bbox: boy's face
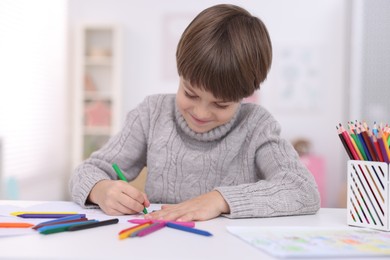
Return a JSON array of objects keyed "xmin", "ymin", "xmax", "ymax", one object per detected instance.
[{"xmin": 176, "ymin": 77, "xmax": 240, "ymax": 134}]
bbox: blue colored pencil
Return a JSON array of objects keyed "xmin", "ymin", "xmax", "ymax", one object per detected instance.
[
  {"xmin": 166, "ymin": 222, "xmax": 212, "ymax": 237},
  {"xmin": 357, "ymin": 130, "xmax": 372, "ymax": 161}
]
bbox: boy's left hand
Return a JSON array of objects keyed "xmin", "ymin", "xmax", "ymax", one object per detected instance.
[{"xmin": 144, "ymin": 190, "xmax": 230, "ymax": 221}]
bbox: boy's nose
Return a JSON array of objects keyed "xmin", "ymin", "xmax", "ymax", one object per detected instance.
[{"xmin": 193, "ymin": 105, "xmax": 211, "ymax": 120}]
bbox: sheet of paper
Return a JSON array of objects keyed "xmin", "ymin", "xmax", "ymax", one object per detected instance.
[{"xmin": 227, "ymin": 226, "xmax": 390, "ymax": 258}]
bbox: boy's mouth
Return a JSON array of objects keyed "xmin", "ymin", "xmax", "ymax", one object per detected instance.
[{"xmin": 190, "ymin": 114, "xmax": 211, "ymax": 125}]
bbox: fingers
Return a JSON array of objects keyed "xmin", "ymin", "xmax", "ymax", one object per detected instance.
[
  {"xmin": 142, "ymin": 193, "xmax": 151, "ymax": 208},
  {"xmin": 120, "ymin": 184, "xmax": 147, "ymax": 207},
  {"xmin": 145, "ymin": 208, "xmax": 185, "ymax": 221},
  {"xmin": 115, "ymin": 182, "xmax": 149, "ymax": 213},
  {"xmin": 145, "ymin": 204, "xmax": 201, "ymax": 222},
  {"xmin": 145, "ymin": 191, "xmax": 228, "ymax": 221},
  {"xmin": 100, "ymin": 202, "xmax": 131, "ymax": 216},
  {"xmin": 92, "ymin": 180, "xmax": 149, "ymax": 215}
]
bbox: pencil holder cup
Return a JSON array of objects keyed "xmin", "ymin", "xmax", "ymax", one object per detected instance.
[{"xmin": 347, "ymin": 160, "xmax": 390, "ymax": 231}]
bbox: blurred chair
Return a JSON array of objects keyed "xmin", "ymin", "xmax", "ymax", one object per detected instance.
[
  {"xmin": 129, "ymin": 167, "xmax": 147, "ymax": 192},
  {"xmin": 292, "ymin": 138, "xmax": 326, "ymax": 207},
  {"xmin": 300, "ymin": 154, "xmax": 326, "ymax": 207}
]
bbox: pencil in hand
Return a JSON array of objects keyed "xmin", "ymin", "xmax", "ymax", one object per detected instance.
[{"xmin": 112, "ymin": 163, "xmax": 148, "ymax": 214}]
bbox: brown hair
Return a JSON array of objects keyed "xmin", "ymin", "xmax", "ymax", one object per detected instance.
[{"xmin": 176, "ymin": 4, "xmax": 272, "ymax": 102}]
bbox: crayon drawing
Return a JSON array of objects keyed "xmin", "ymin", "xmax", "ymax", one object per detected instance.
[{"xmin": 227, "ymin": 226, "xmax": 390, "ymax": 258}]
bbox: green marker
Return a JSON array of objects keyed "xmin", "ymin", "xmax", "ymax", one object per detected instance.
[
  {"xmin": 112, "ymin": 163, "xmax": 148, "ymax": 214},
  {"xmin": 112, "ymin": 163, "xmax": 127, "ymax": 181},
  {"xmin": 40, "ymin": 226, "xmax": 69, "ymax": 235},
  {"xmin": 39, "ymin": 220, "xmax": 97, "ymax": 235}
]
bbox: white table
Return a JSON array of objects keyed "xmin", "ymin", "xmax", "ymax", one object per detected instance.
[{"xmin": 0, "ymin": 200, "xmax": 356, "ymax": 260}]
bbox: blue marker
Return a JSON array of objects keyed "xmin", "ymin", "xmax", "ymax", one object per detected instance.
[
  {"xmin": 166, "ymin": 222, "xmax": 212, "ymax": 237},
  {"xmin": 38, "ymin": 220, "xmax": 98, "ymax": 234},
  {"xmin": 35, "ymin": 214, "xmax": 86, "ymax": 226}
]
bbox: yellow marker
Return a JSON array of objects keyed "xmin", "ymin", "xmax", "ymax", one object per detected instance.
[
  {"xmin": 10, "ymin": 211, "xmax": 78, "ymax": 216},
  {"xmin": 118, "ymin": 223, "xmax": 151, "ymax": 240}
]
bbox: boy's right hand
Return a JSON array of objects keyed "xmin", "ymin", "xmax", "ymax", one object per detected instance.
[{"xmin": 88, "ymin": 179, "xmax": 150, "ymax": 215}]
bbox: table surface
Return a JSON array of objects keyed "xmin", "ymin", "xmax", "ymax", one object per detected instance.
[{"xmin": 0, "ymin": 200, "xmax": 358, "ymax": 260}]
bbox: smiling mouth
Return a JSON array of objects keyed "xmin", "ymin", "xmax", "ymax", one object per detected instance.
[{"xmin": 190, "ymin": 114, "xmax": 210, "ymax": 125}]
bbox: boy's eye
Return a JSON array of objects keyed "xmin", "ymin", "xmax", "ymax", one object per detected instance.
[
  {"xmin": 215, "ymin": 103, "xmax": 229, "ymax": 109},
  {"xmin": 184, "ymin": 91, "xmax": 197, "ymax": 99}
]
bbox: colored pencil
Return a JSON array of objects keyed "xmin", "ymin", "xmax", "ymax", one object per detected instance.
[
  {"xmin": 372, "ymin": 135, "xmax": 384, "ymax": 162},
  {"xmin": 166, "ymin": 222, "xmax": 212, "ymax": 237},
  {"xmin": 338, "ymin": 121, "xmax": 390, "ymax": 163},
  {"xmin": 339, "ymin": 124, "xmax": 359, "ymax": 160},
  {"xmin": 356, "ymin": 126, "xmax": 372, "ymax": 161},
  {"xmin": 366, "ymin": 128, "xmax": 381, "ymax": 161},
  {"xmin": 361, "ymin": 127, "xmax": 378, "ymax": 161},
  {"xmin": 349, "ymin": 134, "xmax": 364, "ymax": 160},
  {"xmin": 336, "ymin": 126, "xmax": 353, "ymax": 159},
  {"xmin": 350, "ymin": 132, "xmax": 367, "ymax": 160},
  {"xmin": 349, "ymin": 123, "xmax": 368, "ymax": 160},
  {"xmin": 372, "ymin": 121, "xmax": 378, "ymax": 137},
  {"xmin": 378, "ymin": 130, "xmax": 390, "ymax": 163},
  {"xmin": 381, "ymin": 128, "xmax": 390, "ymax": 159}
]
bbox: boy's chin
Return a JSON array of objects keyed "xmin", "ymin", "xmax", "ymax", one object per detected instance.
[{"xmin": 188, "ymin": 124, "xmax": 214, "ymax": 134}]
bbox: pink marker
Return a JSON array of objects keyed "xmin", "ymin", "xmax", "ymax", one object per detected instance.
[
  {"xmin": 136, "ymin": 222, "xmax": 166, "ymax": 237},
  {"xmin": 128, "ymin": 219, "xmax": 195, "ymax": 227}
]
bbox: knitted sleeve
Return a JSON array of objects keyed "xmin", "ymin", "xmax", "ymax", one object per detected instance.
[
  {"xmin": 69, "ymin": 96, "xmax": 152, "ymax": 208},
  {"xmin": 215, "ymin": 118, "xmax": 321, "ymax": 218}
]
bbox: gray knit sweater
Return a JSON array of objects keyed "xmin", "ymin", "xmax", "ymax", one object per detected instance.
[{"xmin": 70, "ymin": 94, "xmax": 320, "ymax": 218}]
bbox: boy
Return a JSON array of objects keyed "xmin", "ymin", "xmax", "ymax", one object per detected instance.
[{"xmin": 70, "ymin": 4, "xmax": 320, "ymax": 221}]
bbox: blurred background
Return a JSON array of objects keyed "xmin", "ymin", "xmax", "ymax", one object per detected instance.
[{"xmin": 0, "ymin": 0, "xmax": 389, "ymax": 208}]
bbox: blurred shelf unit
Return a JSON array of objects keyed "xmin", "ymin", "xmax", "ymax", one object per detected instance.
[{"xmin": 72, "ymin": 24, "xmax": 122, "ymax": 168}]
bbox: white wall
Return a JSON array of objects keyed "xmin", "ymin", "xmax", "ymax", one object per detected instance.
[
  {"xmin": 0, "ymin": 0, "xmax": 69, "ymax": 200},
  {"xmin": 350, "ymin": 0, "xmax": 390, "ymax": 122},
  {"xmin": 68, "ymin": 0, "xmax": 350, "ymax": 207}
]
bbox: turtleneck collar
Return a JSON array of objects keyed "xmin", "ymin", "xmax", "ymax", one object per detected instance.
[{"xmin": 174, "ymin": 102, "xmax": 241, "ymax": 142}]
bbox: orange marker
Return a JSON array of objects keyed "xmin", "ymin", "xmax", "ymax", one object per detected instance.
[
  {"xmin": 0, "ymin": 222, "xmax": 34, "ymax": 228},
  {"xmin": 118, "ymin": 222, "xmax": 152, "ymax": 240}
]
